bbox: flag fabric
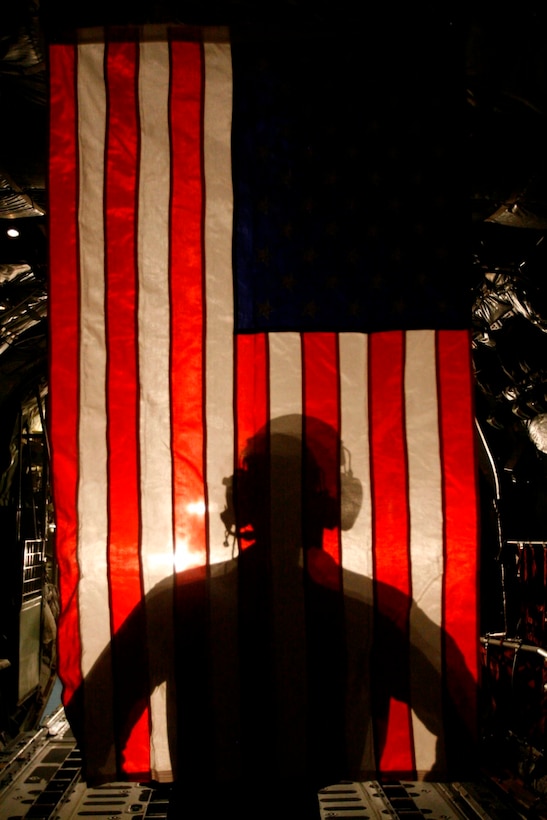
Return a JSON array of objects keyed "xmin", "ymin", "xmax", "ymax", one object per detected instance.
[{"xmin": 48, "ymin": 23, "xmax": 479, "ymax": 789}]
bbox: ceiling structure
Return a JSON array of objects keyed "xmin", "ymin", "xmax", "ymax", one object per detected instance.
[{"xmin": 3, "ymin": 2, "xmax": 547, "ymax": 531}]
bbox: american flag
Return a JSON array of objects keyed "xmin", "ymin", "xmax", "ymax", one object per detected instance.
[{"xmin": 48, "ymin": 24, "xmax": 479, "ymax": 788}]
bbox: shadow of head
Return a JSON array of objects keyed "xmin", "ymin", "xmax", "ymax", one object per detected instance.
[{"xmin": 221, "ymin": 414, "xmax": 363, "ymax": 550}]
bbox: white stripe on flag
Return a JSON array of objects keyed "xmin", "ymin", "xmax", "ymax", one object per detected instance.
[
  {"xmin": 269, "ymin": 332, "xmax": 306, "ymax": 774},
  {"xmin": 77, "ymin": 41, "xmax": 110, "ymax": 680},
  {"xmin": 339, "ymin": 333, "xmax": 376, "ymax": 774},
  {"xmin": 269, "ymin": 332, "xmax": 303, "ymax": 420},
  {"xmin": 339, "ymin": 333, "xmax": 372, "ymax": 581},
  {"xmin": 204, "ymin": 42, "xmax": 235, "ymax": 566},
  {"xmin": 138, "ymin": 41, "xmax": 174, "ymax": 588},
  {"xmin": 405, "ymin": 329, "xmax": 444, "ymax": 772},
  {"xmin": 203, "ymin": 41, "xmax": 241, "ymax": 783},
  {"xmin": 77, "ymin": 40, "xmax": 117, "ymax": 779}
]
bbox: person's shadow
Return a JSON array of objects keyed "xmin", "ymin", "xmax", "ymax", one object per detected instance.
[{"xmin": 64, "ymin": 414, "xmax": 478, "ymax": 816}]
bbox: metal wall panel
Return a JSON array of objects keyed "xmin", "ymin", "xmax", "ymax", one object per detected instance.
[{"xmin": 18, "ymin": 596, "xmax": 41, "ymax": 704}]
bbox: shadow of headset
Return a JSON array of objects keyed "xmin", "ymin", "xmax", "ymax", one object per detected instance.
[{"xmin": 221, "ymin": 427, "xmax": 363, "ymax": 548}]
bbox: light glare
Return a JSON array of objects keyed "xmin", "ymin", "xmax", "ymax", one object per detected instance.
[{"xmin": 186, "ymin": 500, "xmax": 206, "ymax": 516}]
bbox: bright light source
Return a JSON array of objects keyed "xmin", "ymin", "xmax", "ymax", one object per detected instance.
[
  {"xmin": 186, "ymin": 500, "xmax": 206, "ymax": 516},
  {"xmin": 6, "ymin": 227, "xmax": 19, "ymax": 238}
]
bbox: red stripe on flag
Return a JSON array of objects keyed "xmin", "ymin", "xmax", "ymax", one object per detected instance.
[
  {"xmin": 48, "ymin": 43, "xmax": 82, "ymax": 710},
  {"xmin": 104, "ymin": 41, "xmax": 150, "ymax": 776},
  {"xmin": 302, "ymin": 333, "xmax": 342, "ymax": 567},
  {"xmin": 169, "ymin": 41, "xmax": 215, "ymax": 781},
  {"xmin": 369, "ymin": 330, "xmax": 414, "ymax": 775},
  {"xmin": 234, "ymin": 333, "xmax": 269, "ymax": 549},
  {"xmin": 438, "ymin": 330, "xmax": 479, "ymax": 740},
  {"xmin": 170, "ymin": 40, "xmax": 207, "ymax": 571},
  {"xmin": 235, "ymin": 333, "xmax": 269, "ymax": 466}
]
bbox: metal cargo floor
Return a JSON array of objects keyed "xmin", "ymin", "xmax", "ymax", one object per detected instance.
[{"xmin": 1, "ymin": 710, "xmax": 546, "ymax": 819}]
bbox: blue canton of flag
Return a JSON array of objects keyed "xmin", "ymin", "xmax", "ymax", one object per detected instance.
[{"xmin": 232, "ymin": 31, "xmax": 468, "ymax": 333}]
